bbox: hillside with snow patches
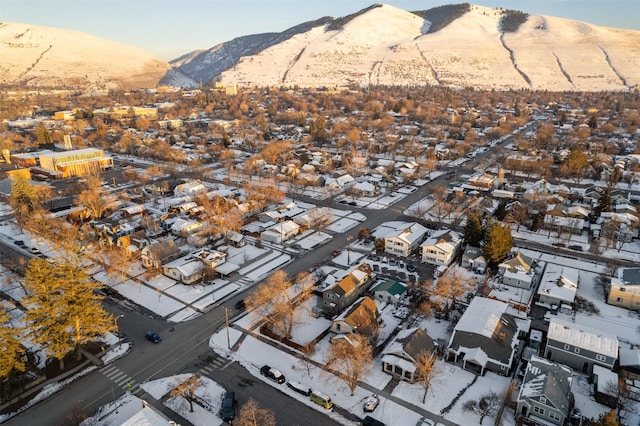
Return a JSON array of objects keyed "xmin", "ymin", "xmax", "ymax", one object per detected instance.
[
  {"xmin": 0, "ymin": 22, "xmax": 171, "ymax": 90},
  {"xmin": 179, "ymin": 3, "xmax": 639, "ymax": 91}
]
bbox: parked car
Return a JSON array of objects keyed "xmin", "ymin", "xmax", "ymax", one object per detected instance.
[
  {"xmin": 260, "ymin": 365, "xmax": 285, "ymax": 384},
  {"xmin": 363, "ymin": 416, "xmax": 386, "ymax": 426},
  {"xmin": 145, "ymin": 331, "xmax": 161, "ymax": 343},
  {"xmin": 13, "ymin": 240, "xmax": 24, "ymax": 246},
  {"xmin": 407, "ymin": 262, "xmax": 415, "ymax": 272},
  {"xmin": 332, "ymin": 250, "xmax": 342, "ymax": 258},
  {"xmin": 287, "ymin": 380, "xmax": 311, "ymax": 396},
  {"xmin": 29, "ymin": 247, "xmax": 41, "ymax": 254},
  {"xmin": 568, "ymin": 245, "xmax": 583, "ymax": 251},
  {"xmin": 219, "ymin": 391, "xmax": 237, "ymax": 422},
  {"xmin": 234, "ymin": 299, "xmax": 246, "ymax": 310},
  {"xmin": 364, "ymin": 394, "xmax": 380, "ymax": 412}
]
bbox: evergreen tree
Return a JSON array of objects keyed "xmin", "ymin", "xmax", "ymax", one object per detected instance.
[
  {"xmin": 23, "ymin": 258, "xmax": 114, "ymax": 370},
  {"xmin": 482, "ymin": 220, "xmax": 513, "ymax": 266},
  {"xmin": 464, "ymin": 212, "xmax": 484, "ymax": 247},
  {"xmin": 0, "ymin": 306, "xmax": 25, "ymax": 379},
  {"xmin": 34, "ymin": 123, "xmax": 52, "ymax": 146}
]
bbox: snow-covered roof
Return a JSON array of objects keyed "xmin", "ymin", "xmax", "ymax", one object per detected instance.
[
  {"xmin": 453, "ymin": 297, "xmax": 508, "ymax": 338},
  {"xmin": 547, "ymin": 318, "xmax": 618, "ymax": 358},
  {"xmin": 420, "ymin": 229, "xmax": 461, "ymax": 253},
  {"xmin": 385, "ymin": 222, "xmax": 428, "ymax": 245},
  {"xmin": 538, "ymin": 264, "xmax": 578, "ymax": 304}
]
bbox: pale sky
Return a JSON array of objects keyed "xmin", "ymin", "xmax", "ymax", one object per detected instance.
[{"xmin": 1, "ymin": 0, "xmax": 638, "ymax": 61}]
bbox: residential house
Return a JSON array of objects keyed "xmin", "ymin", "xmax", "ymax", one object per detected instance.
[
  {"xmin": 162, "ymin": 255, "xmax": 205, "ymax": 285},
  {"xmin": 370, "ymin": 280, "xmax": 408, "ymax": 305},
  {"xmin": 170, "ymin": 218, "xmax": 203, "ymax": 236},
  {"xmin": 330, "ymin": 296, "xmax": 380, "ymax": 335},
  {"xmin": 607, "ymin": 267, "xmax": 640, "ymax": 310},
  {"xmin": 173, "ymin": 180, "xmax": 206, "ymax": 197},
  {"xmin": 592, "ymin": 365, "xmax": 619, "ymax": 409},
  {"xmin": 293, "ymin": 207, "xmax": 332, "ymax": 230},
  {"xmin": 325, "ymin": 174, "xmax": 355, "ymax": 191},
  {"xmin": 318, "ymin": 263, "xmax": 375, "ymax": 315},
  {"xmin": 260, "ymin": 220, "xmax": 300, "ymax": 244},
  {"xmin": 468, "ymin": 172, "xmax": 496, "ymax": 191},
  {"xmin": 384, "ymin": 222, "xmax": 429, "ymax": 258},
  {"xmin": 498, "ymin": 251, "xmax": 537, "ymax": 290},
  {"xmin": 537, "ymin": 264, "xmax": 579, "ymax": 309},
  {"xmin": 116, "ymin": 229, "xmax": 150, "ymax": 256},
  {"xmin": 448, "ymin": 297, "xmax": 523, "ymax": 376},
  {"xmin": 141, "ymin": 239, "xmax": 179, "ymax": 269},
  {"xmin": 516, "ymin": 355, "xmax": 573, "ymax": 426},
  {"xmin": 619, "ymin": 346, "xmax": 640, "ymax": 382},
  {"xmin": 420, "ymin": 229, "xmax": 462, "ymax": 266},
  {"xmin": 353, "ymin": 181, "xmax": 378, "ymax": 198},
  {"xmin": 381, "ymin": 327, "xmax": 438, "ymax": 383},
  {"xmin": 461, "ymin": 246, "xmax": 486, "ymax": 274},
  {"xmin": 543, "ymin": 204, "xmax": 586, "ymax": 235},
  {"xmin": 545, "ymin": 318, "xmax": 618, "ymax": 373}
]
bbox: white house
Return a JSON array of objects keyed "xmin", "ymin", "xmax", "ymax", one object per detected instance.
[
  {"xmin": 260, "ymin": 220, "xmax": 300, "ymax": 244},
  {"xmin": 170, "ymin": 218, "xmax": 203, "ymax": 236},
  {"xmin": 384, "ymin": 222, "xmax": 429, "ymax": 257},
  {"xmin": 420, "ymin": 229, "xmax": 462, "ymax": 266},
  {"xmin": 173, "ymin": 180, "xmax": 206, "ymax": 197},
  {"xmin": 537, "ymin": 264, "xmax": 579, "ymax": 308}
]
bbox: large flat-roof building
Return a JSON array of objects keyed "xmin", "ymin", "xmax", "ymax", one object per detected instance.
[{"xmin": 38, "ymin": 148, "xmax": 113, "ymax": 178}]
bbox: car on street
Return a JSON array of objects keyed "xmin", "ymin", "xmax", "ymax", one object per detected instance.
[
  {"xmin": 234, "ymin": 299, "xmax": 246, "ymax": 310},
  {"xmin": 363, "ymin": 416, "xmax": 386, "ymax": 426},
  {"xmin": 407, "ymin": 262, "xmax": 415, "ymax": 272},
  {"xmin": 219, "ymin": 391, "xmax": 237, "ymax": 422},
  {"xmin": 260, "ymin": 365, "xmax": 285, "ymax": 384},
  {"xmin": 14, "ymin": 240, "xmax": 24, "ymax": 246},
  {"xmin": 145, "ymin": 331, "xmax": 161, "ymax": 343},
  {"xmin": 363, "ymin": 394, "xmax": 380, "ymax": 412},
  {"xmin": 568, "ymin": 245, "xmax": 583, "ymax": 251},
  {"xmin": 332, "ymin": 250, "xmax": 342, "ymax": 258}
]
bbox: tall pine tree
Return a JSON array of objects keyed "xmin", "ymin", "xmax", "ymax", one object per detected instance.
[
  {"xmin": 464, "ymin": 212, "xmax": 484, "ymax": 247},
  {"xmin": 0, "ymin": 306, "xmax": 25, "ymax": 379},
  {"xmin": 482, "ymin": 220, "xmax": 513, "ymax": 267},
  {"xmin": 23, "ymin": 258, "xmax": 114, "ymax": 370}
]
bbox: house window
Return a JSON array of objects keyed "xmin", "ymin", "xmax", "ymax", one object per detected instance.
[
  {"xmin": 617, "ymin": 297, "xmax": 624, "ymax": 302},
  {"xmin": 327, "ymin": 294, "xmax": 334, "ymax": 300},
  {"xmin": 620, "ymin": 287, "xmax": 626, "ymax": 292},
  {"xmin": 384, "ymin": 363, "xmax": 392, "ymax": 372},
  {"xmin": 394, "ymin": 365, "xmax": 403, "ymax": 376},
  {"xmin": 574, "ymin": 348, "xmax": 580, "ymax": 354},
  {"xmin": 533, "ymin": 406, "xmax": 545, "ymax": 416},
  {"xmin": 595, "ymin": 354, "xmax": 607, "ymax": 362},
  {"xmin": 549, "ymin": 411, "xmax": 561, "ymax": 421},
  {"xmin": 563, "ymin": 344, "xmax": 570, "ymax": 350},
  {"xmin": 540, "ymin": 397, "xmax": 546, "ymax": 404}
]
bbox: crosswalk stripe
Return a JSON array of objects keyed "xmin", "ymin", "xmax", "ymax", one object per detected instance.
[
  {"xmin": 220, "ymin": 360, "xmax": 234, "ymax": 371},
  {"xmin": 106, "ymin": 371, "xmax": 127, "ymax": 382},
  {"xmin": 114, "ymin": 376, "xmax": 131, "ymax": 386},
  {"xmin": 100, "ymin": 365, "xmax": 116, "ymax": 374}
]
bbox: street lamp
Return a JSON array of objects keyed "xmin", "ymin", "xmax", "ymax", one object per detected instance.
[
  {"xmin": 347, "ymin": 235, "xmax": 353, "ymax": 265},
  {"xmin": 114, "ymin": 315, "xmax": 124, "ymax": 346}
]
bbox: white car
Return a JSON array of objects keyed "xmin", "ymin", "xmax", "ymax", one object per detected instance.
[{"xmin": 363, "ymin": 394, "xmax": 379, "ymax": 412}]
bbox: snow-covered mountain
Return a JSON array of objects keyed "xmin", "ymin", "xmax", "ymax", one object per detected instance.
[
  {"xmin": 175, "ymin": 3, "xmax": 640, "ymax": 91},
  {"xmin": 0, "ymin": 22, "xmax": 171, "ymax": 90}
]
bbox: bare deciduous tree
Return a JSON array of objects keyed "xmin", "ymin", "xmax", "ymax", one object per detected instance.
[
  {"xmin": 415, "ymin": 350, "xmax": 440, "ymax": 403},
  {"xmin": 247, "ymin": 271, "xmax": 312, "ymax": 339},
  {"xmin": 462, "ymin": 391, "xmax": 502, "ymax": 424},
  {"xmin": 169, "ymin": 375, "xmax": 205, "ymax": 413},
  {"xmin": 431, "ymin": 267, "xmax": 474, "ymax": 316},
  {"xmin": 327, "ymin": 333, "xmax": 372, "ymax": 395},
  {"xmin": 235, "ymin": 398, "xmax": 276, "ymax": 426}
]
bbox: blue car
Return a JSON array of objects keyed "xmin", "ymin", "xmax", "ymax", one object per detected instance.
[{"xmin": 145, "ymin": 331, "xmax": 161, "ymax": 343}]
